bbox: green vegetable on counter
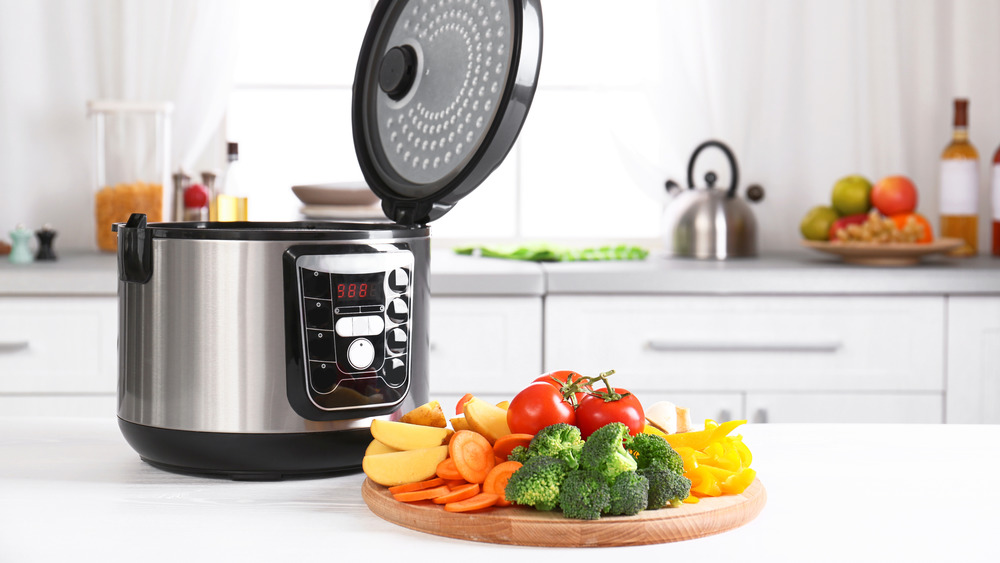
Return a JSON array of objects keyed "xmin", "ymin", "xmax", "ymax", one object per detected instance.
[{"xmin": 503, "ymin": 455, "xmax": 569, "ymax": 512}]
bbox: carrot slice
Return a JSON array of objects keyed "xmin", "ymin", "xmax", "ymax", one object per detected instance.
[
  {"xmin": 436, "ymin": 457, "xmax": 463, "ymax": 480},
  {"xmin": 492, "ymin": 433, "xmax": 533, "ymax": 461},
  {"xmin": 455, "ymin": 393, "xmax": 475, "ymax": 415},
  {"xmin": 482, "ymin": 460, "xmax": 522, "ymax": 507},
  {"xmin": 392, "ymin": 485, "xmax": 451, "ymax": 503},
  {"xmin": 444, "ymin": 492, "xmax": 499, "ymax": 513},
  {"xmin": 444, "ymin": 479, "xmax": 469, "ymax": 489},
  {"xmin": 387, "ymin": 477, "xmax": 446, "ymax": 495},
  {"xmin": 432, "ymin": 483, "xmax": 480, "ymax": 504},
  {"xmin": 448, "ymin": 430, "xmax": 495, "ymax": 484}
]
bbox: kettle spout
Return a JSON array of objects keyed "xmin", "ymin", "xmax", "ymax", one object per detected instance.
[{"xmin": 664, "ymin": 179, "xmax": 682, "ymax": 195}]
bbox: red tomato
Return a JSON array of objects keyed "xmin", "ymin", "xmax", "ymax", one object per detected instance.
[
  {"xmin": 575, "ymin": 388, "xmax": 645, "ymax": 439},
  {"xmin": 533, "ymin": 370, "xmax": 592, "ymax": 405},
  {"xmin": 506, "ymin": 382, "xmax": 576, "ymax": 435}
]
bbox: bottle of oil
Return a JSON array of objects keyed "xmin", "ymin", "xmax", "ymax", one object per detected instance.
[
  {"xmin": 939, "ymin": 98, "xmax": 979, "ymax": 256},
  {"xmin": 211, "ymin": 142, "xmax": 248, "ymax": 222}
]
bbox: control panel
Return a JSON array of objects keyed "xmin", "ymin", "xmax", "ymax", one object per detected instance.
[{"xmin": 283, "ymin": 244, "xmax": 413, "ymax": 419}]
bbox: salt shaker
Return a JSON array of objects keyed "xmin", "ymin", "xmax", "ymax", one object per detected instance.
[{"xmin": 8, "ymin": 224, "xmax": 33, "ymax": 264}]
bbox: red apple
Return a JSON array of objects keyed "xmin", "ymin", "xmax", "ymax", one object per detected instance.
[
  {"xmin": 871, "ymin": 176, "xmax": 917, "ymax": 216},
  {"xmin": 828, "ymin": 213, "xmax": 868, "ymax": 240}
]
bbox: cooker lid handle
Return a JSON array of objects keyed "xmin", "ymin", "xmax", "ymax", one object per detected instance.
[{"xmin": 117, "ymin": 213, "xmax": 153, "ymax": 284}]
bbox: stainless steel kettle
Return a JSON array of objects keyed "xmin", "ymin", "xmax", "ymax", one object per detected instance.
[{"xmin": 661, "ymin": 140, "xmax": 764, "ymax": 259}]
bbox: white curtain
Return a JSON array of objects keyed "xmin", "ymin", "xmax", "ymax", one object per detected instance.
[
  {"xmin": 0, "ymin": 0, "xmax": 239, "ymax": 250},
  {"xmin": 619, "ymin": 0, "xmax": 1000, "ymax": 253}
]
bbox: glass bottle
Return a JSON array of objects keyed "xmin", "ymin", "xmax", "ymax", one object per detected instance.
[
  {"xmin": 211, "ymin": 142, "xmax": 248, "ymax": 222},
  {"xmin": 991, "ymin": 143, "xmax": 1000, "ymax": 257},
  {"xmin": 939, "ymin": 98, "xmax": 979, "ymax": 256},
  {"xmin": 88, "ymin": 100, "xmax": 172, "ymax": 251}
]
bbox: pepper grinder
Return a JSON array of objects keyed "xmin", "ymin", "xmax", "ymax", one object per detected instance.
[
  {"xmin": 8, "ymin": 224, "xmax": 33, "ymax": 264},
  {"xmin": 35, "ymin": 224, "xmax": 57, "ymax": 261}
]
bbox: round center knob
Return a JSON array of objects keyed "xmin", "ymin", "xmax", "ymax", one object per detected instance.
[{"xmin": 378, "ymin": 45, "xmax": 417, "ymax": 101}]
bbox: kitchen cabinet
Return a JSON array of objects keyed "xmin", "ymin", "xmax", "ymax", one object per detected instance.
[
  {"xmin": 428, "ymin": 296, "xmax": 543, "ymax": 400},
  {"xmin": 946, "ymin": 296, "xmax": 1000, "ymax": 423},
  {"xmin": 544, "ymin": 295, "xmax": 946, "ymax": 423},
  {"xmin": 0, "ymin": 296, "xmax": 118, "ymax": 393}
]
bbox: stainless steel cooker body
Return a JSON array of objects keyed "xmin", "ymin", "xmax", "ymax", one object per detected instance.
[{"xmin": 116, "ymin": 220, "xmax": 430, "ymax": 478}]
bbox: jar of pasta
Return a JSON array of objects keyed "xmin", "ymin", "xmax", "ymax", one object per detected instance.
[{"xmin": 88, "ymin": 100, "xmax": 172, "ymax": 252}]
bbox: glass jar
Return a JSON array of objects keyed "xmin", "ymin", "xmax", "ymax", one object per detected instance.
[{"xmin": 88, "ymin": 100, "xmax": 173, "ymax": 252}]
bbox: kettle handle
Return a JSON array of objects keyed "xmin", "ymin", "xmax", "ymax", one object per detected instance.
[{"xmin": 686, "ymin": 140, "xmax": 739, "ymax": 199}]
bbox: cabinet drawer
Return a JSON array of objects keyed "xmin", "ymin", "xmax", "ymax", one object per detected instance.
[
  {"xmin": 428, "ymin": 297, "xmax": 542, "ymax": 395},
  {"xmin": 0, "ymin": 297, "xmax": 117, "ymax": 393},
  {"xmin": 545, "ymin": 295, "xmax": 944, "ymax": 392},
  {"xmin": 745, "ymin": 392, "xmax": 943, "ymax": 423}
]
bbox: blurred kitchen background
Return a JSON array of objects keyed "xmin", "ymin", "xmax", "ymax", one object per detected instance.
[{"xmin": 2, "ymin": 0, "xmax": 999, "ymax": 252}]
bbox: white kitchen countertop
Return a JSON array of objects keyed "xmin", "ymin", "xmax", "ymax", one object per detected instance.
[
  {"xmin": 0, "ymin": 417, "xmax": 994, "ymax": 562},
  {"xmin": 0, "ymin": 251, "xmax": 546, "ymax": 297},
  {"xmin": 2, "ymin": 249, "xmax": 998, "ymax": 297},
  {"xmin": 543, "ymin": 251, "xmax": 1000, "ymax": 295}
]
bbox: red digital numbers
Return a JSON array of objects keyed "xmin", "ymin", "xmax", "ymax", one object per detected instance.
[{"xmin": 336, "ymin": 283, "xmax": 368, "ymax": 300}]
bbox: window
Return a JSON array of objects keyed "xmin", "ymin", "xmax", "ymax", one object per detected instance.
[{"xmin": 227, "ymin": 0, "xmax": 663, "ymax": 242}]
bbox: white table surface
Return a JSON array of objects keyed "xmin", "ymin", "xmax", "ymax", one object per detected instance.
[{"xmin": 2, "ymin": 418, "xmax": 996, "ymax": 562}]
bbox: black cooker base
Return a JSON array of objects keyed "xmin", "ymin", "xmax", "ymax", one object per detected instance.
[{"xmin": 119, "ymin": 418, "xmax": 371, "ymax": 481}]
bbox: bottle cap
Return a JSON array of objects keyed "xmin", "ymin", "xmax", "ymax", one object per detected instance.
[{"xmin": 227, "ymin": 142, "xmax": 239, "ymax": 161}]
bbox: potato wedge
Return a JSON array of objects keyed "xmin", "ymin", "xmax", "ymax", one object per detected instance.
[
  {"xmin": 362, "ymin": 445, "xmax": 449, "ymax": 487},
  {"xmin": 364, "ymin": 439, "xmax": 399, "ymax": 456},
  {"xmin": 450, "ymin": 416, "xmax": 471, "ymax": 432},
  {"xmin": 462, "ymin": 396, "xmax": 511, "ymax": 444},
  {"xmin": 676, "ymin": 406, "xmax": 693, "ymax": 433},
  {"xmin": 370, "ymin": 419, "xmax": 453, "ymax": 451},
  {"xmin": 399, "ymin": 400, "xmax": 447, "ymax": 428},
  {"xmin": 645, "ymin": 401, "xmax": 677, "ymax": 434}
]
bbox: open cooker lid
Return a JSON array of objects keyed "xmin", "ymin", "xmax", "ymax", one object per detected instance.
[{"xmin": 353, "ymin": 0, "xmax": 542, "ymax": 226}]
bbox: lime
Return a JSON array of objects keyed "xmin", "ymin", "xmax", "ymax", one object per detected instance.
[
  {"xmin": 831, "ymin": 175, "xmax": 873, "ymax": 216},
  {"xmin": 800, "ymin": 205, "xmax": 839, "ymax": 241}
]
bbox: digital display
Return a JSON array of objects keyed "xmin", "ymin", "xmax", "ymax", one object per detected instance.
[
  {"xmin": 333, "ymin": 271, "xmax": 384, "ymax": 304},
  {"xmin": 338, "ymin": 283, "xmax": 368, "ymax": 299}
]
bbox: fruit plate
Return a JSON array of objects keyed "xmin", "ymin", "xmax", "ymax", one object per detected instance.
[
  {"xmin": 801, "ymin": 238, "xmax": 964, "ymax": 266},
  {"xmin": 362, "ymin": 477, "xmax": 766, "ymax": 547}
]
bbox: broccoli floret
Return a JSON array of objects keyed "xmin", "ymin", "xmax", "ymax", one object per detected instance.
[
  {"xmin": 579, "ymin": 422, "xmax": 638, "ymax": 483},
  {"xmin": 507, "ymin": 445, "xmax": 531, "ymax": 463},
  {"xmin": 606, "ymin": 470, "xmax": 649, "ymax": 516},
  {"xmin": 525, "ymin": 423, "xmax": 585, "ymax": 469},
  {"xmin": 640, "ymin": 468, "xmax": 691, "ymax": 509},
  {"xmin": 504, "ymin": 456, "xmax": 570, "ymax": 511},
  {"xmin": 626, "ymin": 432, "xmax": 684, "ymax": 476},
  {"xmin": 557, "ymin": 469, "xmax": 611, "ymax": 520}
]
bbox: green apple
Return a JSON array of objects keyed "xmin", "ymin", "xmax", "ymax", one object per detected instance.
[
  {"xmin": 800, "ymin": 205, "xmax": 840, "ymax": 241},
  {"xmin": 831, "ymin": 175, "xmax": 873, "ymax": 216}
]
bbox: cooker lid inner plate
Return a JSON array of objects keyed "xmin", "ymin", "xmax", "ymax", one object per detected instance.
[{"xmin": 354, "ymin": 0, "xmax": 541, "ymax": 226}]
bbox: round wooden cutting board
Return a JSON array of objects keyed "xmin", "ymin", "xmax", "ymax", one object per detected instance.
[{"xmin": 362, "ymin": 477, "xmax": 766, "ymax": 547}]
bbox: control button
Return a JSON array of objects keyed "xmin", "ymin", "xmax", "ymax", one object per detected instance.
[
  {"xmin": 307, "ymin": 329, "xmax": 336, "ymax": 361},
  {"xmin": 335, "ymin": 317, "xmax": 353, "ymax": 337},
  {"xmin": 304, "ymin": 298, "xmax": 333, "ymax": 329},
  {"xmin": 387, "ymin": 297, "xmax": 409, "ymax": 323},
  {"xmin": 347, "ymin": 338, "xmax": 375, "ymax": 370},
  {"xmin": 388, "ymin": 268, "xmax": 409, "ymax": 292},
  {"xmin": 309, "ymin": 361, "xmax": 339, "ymax": 394},
  {"xmin": 301, "ymin": 268, "xmax": 331, "ymax": 299},
  {"xmin": 384, "ymin": 357, "xmax": 406, "ymax": 387},
  {"xmin": 353, "ymin": 316, "xmax": 369, "ymax": 337},
  {"xmin": 386, "ymin": 328, "xmax": 407, "ymax": 353},
  {"xmin": 368, "ymin": 315, "xmax": 385, "ymax": 335}
]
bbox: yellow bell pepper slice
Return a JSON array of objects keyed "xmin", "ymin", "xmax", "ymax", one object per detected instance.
[{"xmin": 720, "ymin": 468, "xmax": 757, "ymax": 495}]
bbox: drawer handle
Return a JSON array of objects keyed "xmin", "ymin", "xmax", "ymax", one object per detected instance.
[
  {"xmin": 0, "ymin": 340, "xmax": 29, "ymax": 353},
  {"xmin": 646, "ymin": 339, "xmax": 842, "ymax": 353}
]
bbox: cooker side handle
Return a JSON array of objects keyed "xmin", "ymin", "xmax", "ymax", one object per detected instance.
[{"xmin": 117, "ymin": 213, "xmax": 153, "ymax": 284}]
